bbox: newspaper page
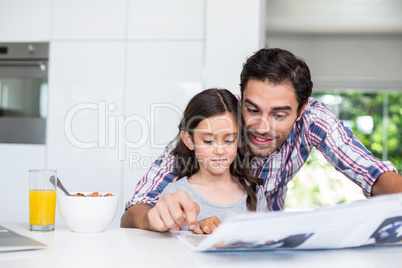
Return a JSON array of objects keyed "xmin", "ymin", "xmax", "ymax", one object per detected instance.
[{"xmin": 173, "ymin": 193, "xmax": 402, "ymax": 251}]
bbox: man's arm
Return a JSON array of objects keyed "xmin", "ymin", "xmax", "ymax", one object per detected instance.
[
  {"xmin": 121, "ymin": 138, "xmax": 202, "ymax": 231},
  {"xmin": 371, "ymin": 171, "xmax": 402, "ymax": 196},
  {"xmin": 121, "ymin": 191, "xmax": 200, "ymax": 231},
  {"xmin": 121, "ymin": 139, "xmax": 178, "ymax": 230},
  {"xmin": 308, "ymin": 99, "xmax": 397, "ymax": 197},
  {"xmin": 121, "ymin": 203, "xmax": 153, "ymax": 230}
]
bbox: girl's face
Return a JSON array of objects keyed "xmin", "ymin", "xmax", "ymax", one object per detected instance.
[{"xmin": 182, "ymin": 112, "xmax": 239, "ymax": 177}]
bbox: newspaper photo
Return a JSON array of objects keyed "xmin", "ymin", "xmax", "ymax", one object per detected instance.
[{"xmin": 173, "ymin": 193, "xmax": 402, "ymax": 251}]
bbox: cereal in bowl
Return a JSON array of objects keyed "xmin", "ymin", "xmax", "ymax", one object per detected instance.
[{"xmin": 72, "ymin": 192, "xmax": 113, "ymax": 197}]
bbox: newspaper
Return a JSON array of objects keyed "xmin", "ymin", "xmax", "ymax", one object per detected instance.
[{"xmin": 173, "ymin": 193, "xmax": 402, "ymax": 251}]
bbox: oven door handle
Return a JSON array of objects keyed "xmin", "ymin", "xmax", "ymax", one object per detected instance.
[{"xmin": 0, "ymin": 61, "xmax": 47, "ymax": 71}]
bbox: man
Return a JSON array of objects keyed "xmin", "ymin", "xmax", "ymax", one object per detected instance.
[{"xmin": 121, "ymin": 48, "xmax": 402, "ymax": 232}]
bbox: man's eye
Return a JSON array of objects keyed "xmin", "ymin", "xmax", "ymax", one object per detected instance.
[
  {"xmin": 247, "ymin": 108, "xmax": 259, "ymax": 114},
  {"xmin": 203, "ymin": 140, "xmax": 213, "ymax": 144},
  {"xmin": 275, "ymin": 114, "xmax": 287, "ymax": 120}
]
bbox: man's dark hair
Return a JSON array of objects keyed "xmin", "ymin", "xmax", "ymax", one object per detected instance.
[{"xmin": 240, "ymin": 48, "xmax": 313, "ymax": 116}]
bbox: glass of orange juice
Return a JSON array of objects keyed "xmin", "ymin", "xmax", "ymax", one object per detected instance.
[{"xmin": 29, "ymin": 169, "xmax": 57, "ymax": 232}]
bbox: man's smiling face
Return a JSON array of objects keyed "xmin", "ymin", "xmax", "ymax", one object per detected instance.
[{"xmin": 241, "ymin": 79, "xmax": 306, "ymax": 158}]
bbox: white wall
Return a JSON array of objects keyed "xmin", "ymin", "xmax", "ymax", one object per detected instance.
[
  {"xmin": 264, "ymin": 0, "xmax": 402, "ymax": 92},
  {"xmin": 265, "ymin": 0, "xmax": 402, "ymax": 34},
  {"xmin": 0, "ymin": 0, "xmax": 264, "ymax": 226},
  {"xmin": 205, "ymin": 0, "xmax": 265, "ymax": 92},
  {"xmin": 267, "ymin": 34, "xmax": 402, "ymax": 91}
]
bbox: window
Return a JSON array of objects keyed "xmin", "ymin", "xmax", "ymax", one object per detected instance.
[{"xmin": 285, "ymin": 91, "xmax": 402, "ymax": 210}]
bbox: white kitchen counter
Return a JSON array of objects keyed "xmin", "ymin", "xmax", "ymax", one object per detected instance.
[{"xmin": 1, "ymin": 222, "xmax": 402, "ymax": 268}]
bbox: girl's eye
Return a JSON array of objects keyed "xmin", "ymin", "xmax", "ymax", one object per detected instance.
[
  {"xmin": 203, "ymin": 140, "xmax": 213, "ymax": 144},
  {"xmin": 225, "ymin": 140, "xmax": 235, "ymax": 144}
]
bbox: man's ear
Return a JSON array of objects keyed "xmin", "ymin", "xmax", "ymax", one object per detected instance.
[
  {"xmin": 296, "ymin": 102, "xmax": 308, "ymax": 121},
  {"xmin": 180, "ymin": 131, "xmax": 194, "ymax": 150}
]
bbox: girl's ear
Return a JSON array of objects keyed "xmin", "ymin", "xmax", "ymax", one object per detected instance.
[{"xmin": 180, "ymin": 131, "xmax": 194, "ymax": 150}]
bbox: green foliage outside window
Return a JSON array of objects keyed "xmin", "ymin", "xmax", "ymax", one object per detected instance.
[{"xmin": 336, "ymin": 92, "xmax": 402, "ymax": 172}]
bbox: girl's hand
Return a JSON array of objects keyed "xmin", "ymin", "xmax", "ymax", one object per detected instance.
[{"xmin": 192, "ymin": 216, "xmax": 221, "ymax": 234}]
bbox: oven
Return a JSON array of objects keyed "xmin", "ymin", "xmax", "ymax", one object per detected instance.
[{"xmin": 0, "ymin": 42, "xmax": 49, "ymax": 144}]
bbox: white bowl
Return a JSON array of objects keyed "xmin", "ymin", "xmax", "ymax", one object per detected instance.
[{"xmin": 57, "ymin": 192, "xmax": 119, "ymax": 233}]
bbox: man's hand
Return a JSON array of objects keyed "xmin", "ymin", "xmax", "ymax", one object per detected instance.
[
  {"xmin": 147, "ymin": 190, "xmax": 200, "ymax": 232},
  {"xmin": 148, "ymin": 190, "xmax": 200, "ymax": 231},
  {"xmin": 121, "ymin": 190, "xmax": 200, "ymax": 231},
  {"xmin": 192, "ymin": 216, "xmax": 221, "ymax": 234}
]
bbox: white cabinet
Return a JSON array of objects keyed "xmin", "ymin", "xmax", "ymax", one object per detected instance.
[
  {"xmin": 47, "ymin": 42, "xmax": 125, "ymax": 226},
  {"xmin": 122, "ymin": 41, "xmax": 204, "ymax": 206},
  {"xmin": 0, "ymin": 144, "xmax": 46, "ymax": 222},
  {"xmin": 51, "ymin": 0, "xmax": 126, "ymax": 40},
  {"xmin": 127, "ymin": 0, "xmax": 204, "ymax": 40},
  {"xmin": 205, "ymin": 0, "xmax": 265, "ymax": 92},
  {"xmin": 0, "ymin": 0, "xmax": 51, "ymax": 41}
]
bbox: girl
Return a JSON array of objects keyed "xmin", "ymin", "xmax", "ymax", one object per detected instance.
[{"xmin": 159, "ymin": 88, "xmax": 268, "ymax": 234}]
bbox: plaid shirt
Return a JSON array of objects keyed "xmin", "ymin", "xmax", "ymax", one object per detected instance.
[{"xmin": 125, "ymin": 97, "xmax": 396, "ymax": 211}]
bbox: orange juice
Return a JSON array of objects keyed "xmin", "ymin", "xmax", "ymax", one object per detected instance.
[{"xmin": 29, "ymin": 189, "xmax": 56, "ymax": 226}]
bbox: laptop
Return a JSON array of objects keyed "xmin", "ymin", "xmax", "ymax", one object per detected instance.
[{"xmin": 0, "ymin": 225, "xmax": 47, "ymax": 252}]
